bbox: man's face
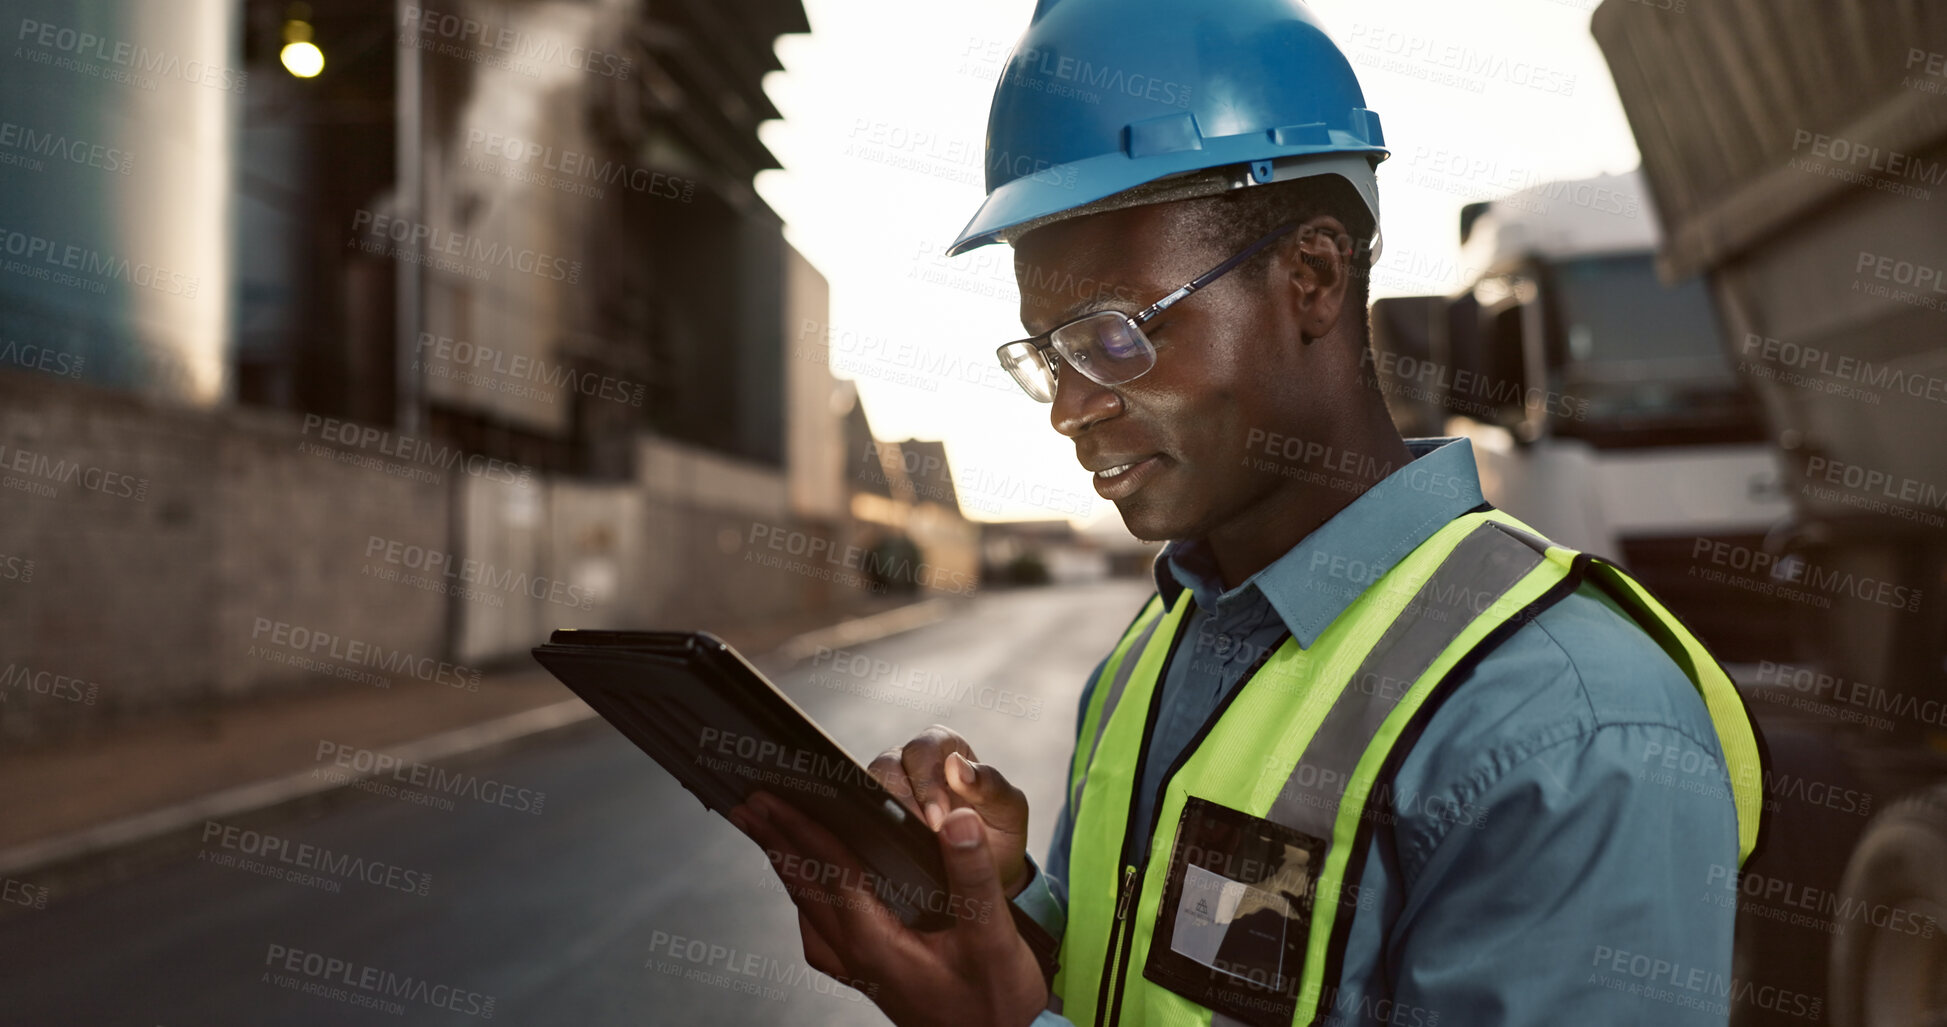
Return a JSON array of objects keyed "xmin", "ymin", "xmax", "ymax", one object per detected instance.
[{"xmin": 1013, "ymin": 200, "xmax": 1333, "ymax": 542}]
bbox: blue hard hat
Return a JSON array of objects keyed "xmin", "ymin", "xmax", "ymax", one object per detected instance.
[{"xmin": 947, "ymin": 0, "xmax": 1388, "ymax": 257}]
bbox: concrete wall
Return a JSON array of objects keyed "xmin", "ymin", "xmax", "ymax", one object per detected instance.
[
  {"xmin": 0, "ymin": 370, "xmax": 873, "ymax": 739},
  {"xmin": 0, "ymin": 370, "xmax": 449, "ymax": 740}
]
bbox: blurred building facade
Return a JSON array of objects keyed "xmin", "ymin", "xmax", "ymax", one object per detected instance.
[
  {"xmin": 0, "ymin": 0, "xmax": 972, "ymax": 740},
  {"xmin": 840, "ymin": 386, "xmax": 982, "ymax": 598}
]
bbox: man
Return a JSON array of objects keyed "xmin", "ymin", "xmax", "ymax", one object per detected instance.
[{"xmin": 730, "ymin": 2, "xmax": 1765, "ymax": 1024}]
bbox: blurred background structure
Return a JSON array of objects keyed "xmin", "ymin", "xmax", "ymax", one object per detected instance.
[
  {"xmin": 2, "ymin": 0, "xmax": 1944, "ymax": 1024},
  {"xmin": 1361, "ymin": 4, "xmax": 1947, "ymax": 1021},
  {"xmin": 0, "ymin": 0, "xmax": 1129, "ymax": 743}
]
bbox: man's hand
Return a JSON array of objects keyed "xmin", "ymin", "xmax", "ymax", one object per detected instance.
[
  {"xmin": 729, "ymin": 790, "xmax": 1047, "ymax": 1027},
  {"xmin": 868, "ymin": 725, "xmax": 1033, "ymax": 897}
]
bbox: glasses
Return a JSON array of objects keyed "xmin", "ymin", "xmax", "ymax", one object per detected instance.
[{"xmin": 996, "ymin": 221, "xmax": 1302, "ymax": 402}]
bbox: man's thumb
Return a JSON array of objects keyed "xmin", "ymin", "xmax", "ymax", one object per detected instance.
[{"xmin": 938, "ymin": 807, "xmax": 1009, "ymax": 931}]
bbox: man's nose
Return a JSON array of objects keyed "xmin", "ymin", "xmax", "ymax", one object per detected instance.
[{"xmin": 1051, "ymin": 356, "xmax": 1122, "ymax": 437}]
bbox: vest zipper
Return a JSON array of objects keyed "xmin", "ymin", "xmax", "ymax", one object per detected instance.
[
  {"xmin": 1094, "ymin": 619, "xmax": 1294, "ymax": 1026},
  {"xmin": 1094, "ymin": 608, "xmax": 1185, "ymax": 1027},
  {"xmin": 1093, "ymin": 865, "xmax": 1141, "ymax": 1027},
  {"xmin": 1102, "ymin": 864, "xmax": 1145, "ymax": 1026}
]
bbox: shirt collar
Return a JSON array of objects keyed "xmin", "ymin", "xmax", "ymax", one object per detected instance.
[{"xmin": 1151, "ymin": 437, "xmax": 1486, "ymax": 648}]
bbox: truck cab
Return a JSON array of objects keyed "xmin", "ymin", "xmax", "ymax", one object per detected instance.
[{"xmin": 1371, "ymin": 169, "xmax": 1795, "ymax": 664}]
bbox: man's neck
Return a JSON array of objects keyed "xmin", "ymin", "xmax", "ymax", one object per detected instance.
[{"xmin": 1202, "ymin": 422, "xmax": 1417, "ymax": 590}]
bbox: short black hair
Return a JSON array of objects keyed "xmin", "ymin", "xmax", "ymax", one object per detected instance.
[{"xmin": 1188, "ymin": 172, "xmax": 1377, "ymax": 349}]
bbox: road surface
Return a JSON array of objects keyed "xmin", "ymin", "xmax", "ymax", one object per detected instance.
[{"xmin": 0, "ymin": 579, "xmax": 1150, "ymax": 1026}]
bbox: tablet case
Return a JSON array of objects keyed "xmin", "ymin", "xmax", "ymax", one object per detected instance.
[
  {"xmin": 532, "ymin": 629, "xmax": 961, "ymax": 931},
  {"xmin": 531, "ymin": 629, "xmax": 1063, "ymax": 986}
]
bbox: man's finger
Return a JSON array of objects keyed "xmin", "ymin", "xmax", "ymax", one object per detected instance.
[
  {"xmin": 867, "ymin": 750, "xmax": 924, "ymax": 821},
  {"xmin": 903, "ymin": 727, "xmax": 973, "ymax": 830},
  {"xmin": 733, "ymin": 795, "xmax": 849, "ymax": 945},
  {"xmin": 936, "ymin": 807, "xmax": 1018, "ymax": 958},
  {"xmin": 945, "ymin": 751, "xmax": 1029, "ymax": 833},
  {"xmin": 751, "ymin": 791, "xmax": 902, "ymax": 937},
  {"xmin": 798, "ymin": 909, "xmax": 854, "ymax": 983}
]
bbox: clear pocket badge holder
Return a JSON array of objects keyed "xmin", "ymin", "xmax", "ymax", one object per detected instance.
[{"xmin": 1142, "ymin": 796, "xmax": 1325, "ymax": 1026}]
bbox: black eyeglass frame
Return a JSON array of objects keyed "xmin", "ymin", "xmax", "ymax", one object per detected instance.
[{"xmin": 996, "ymin": 220, "xmax": 1304, "ymax": 402}]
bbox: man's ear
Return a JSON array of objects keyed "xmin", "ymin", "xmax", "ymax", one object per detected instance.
[{"xmin": 1284, "ymin": 215, "xmax": 1351, "ymax": 343}]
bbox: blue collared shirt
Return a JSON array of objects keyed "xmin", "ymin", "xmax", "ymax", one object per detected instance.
[{"xmin": 1017, "ymin": 437, "xmax": 1740, "ymax": 1026}]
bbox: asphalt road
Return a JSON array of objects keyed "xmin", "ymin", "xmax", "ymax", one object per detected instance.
[{"xmin": 0, "ymin": 579, "xmax": 1151, "ymax": 1026}]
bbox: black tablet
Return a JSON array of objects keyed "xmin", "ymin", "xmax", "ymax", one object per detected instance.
[{"xmin": 531, "ymin": 629, "xmax": 960, "ymax": 932}]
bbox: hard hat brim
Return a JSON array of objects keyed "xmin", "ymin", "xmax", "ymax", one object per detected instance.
[{"xmin": 947, "ymin": 141, "xmax": 1387, "ymax": 257}]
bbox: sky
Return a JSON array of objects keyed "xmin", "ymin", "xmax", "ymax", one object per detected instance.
[{"xmin": 752, "ymin": 0, "xmax": 1645, "ymax": 530}]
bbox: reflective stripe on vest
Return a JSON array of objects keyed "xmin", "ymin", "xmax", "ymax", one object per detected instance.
[
  {"xmin": 1069, "ymin": 597, "xmax": 1171, "ymax": 816},
  {"xmin": 1057, "ymin": 509, "xmax": 1767, "ymax": 1027}
]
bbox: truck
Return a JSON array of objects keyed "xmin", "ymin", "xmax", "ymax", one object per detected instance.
[
  {"xmin": 1367, "ymin": 167, "xmax": 1796, "ymax": 668},
  {"xmin": 1584, "ymin": 3, "xmax": 1946, "ymax": 1023}
]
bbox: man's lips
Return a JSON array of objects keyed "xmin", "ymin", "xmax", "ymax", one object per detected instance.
[
  {"xmin": 1088, "ymin": 458, "xmax": 1149, "ymax": 478},
  {"xmin": 1086, "ymin": 454, "xmax": 1164, "ymax": 500}
]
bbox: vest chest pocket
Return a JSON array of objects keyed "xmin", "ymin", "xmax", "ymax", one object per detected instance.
[{"xmin": 1143, "ymin": 795, "xmax": 1325, "ymax": 1026}]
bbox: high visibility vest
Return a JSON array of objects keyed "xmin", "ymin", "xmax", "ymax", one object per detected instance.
[{"xmin": 1054, "ymin": 509, "xmax": 1766, "ymax": 1027}]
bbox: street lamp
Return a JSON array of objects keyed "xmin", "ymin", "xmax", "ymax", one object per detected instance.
[{"xmin": 280, "ymin": 10, "xmax": 323, "ymax": 78}]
